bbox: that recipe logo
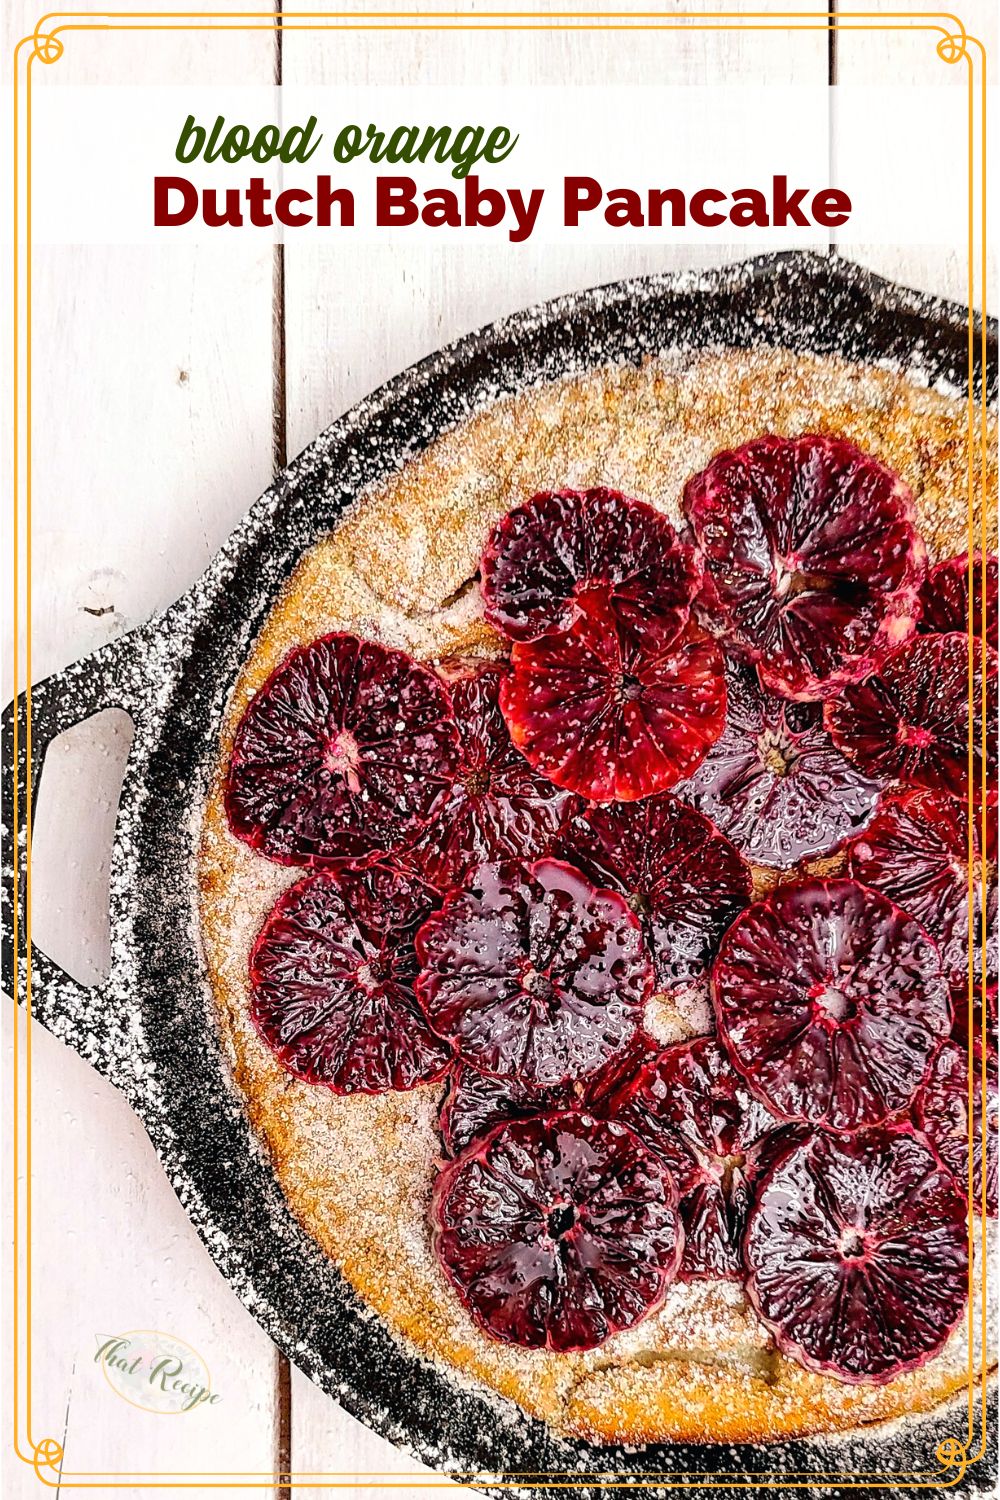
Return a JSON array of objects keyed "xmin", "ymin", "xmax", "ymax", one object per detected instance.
[{"xmin": 95, "ymin": 1331, "xmax": 222, "ymax": 1414}]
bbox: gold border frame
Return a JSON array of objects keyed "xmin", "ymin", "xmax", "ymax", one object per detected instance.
[{"xmin": 8, "ymin": 7, "xmax": 992, "ymax": 1490}]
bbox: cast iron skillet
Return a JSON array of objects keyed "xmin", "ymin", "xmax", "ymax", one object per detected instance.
[{"xmin": 3, "ymin": 252, "xmax": 997, "ymax": 1498}]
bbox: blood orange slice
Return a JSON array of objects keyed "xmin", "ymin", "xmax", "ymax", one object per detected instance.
[
  {"xmin": 431, "ymin": 1111, "xmax": 682, "ymax": 1351},
  {"xmin": 825, "ymin": 633, "xmax": 997, "ymax": 802},
  {"xmin": 397, "ymin": 659, "xmax": 575, "ymax": 891},
  {"xmin": 226, "ymin": 633, "xmax": 461, "ymax": 867},
  {"xmin": 415, "ymin": 858, "xmax": 652, "ymax": 1088},
  {"xmin": 914, "ymin": 1039, "xmax": 998, "ymax": 1217},
  {"xmin": 952, "ymin": 977, "xmax": 998, "ymax": 1052},
  {"xmin": 677, "ymin": 665, "xmax": 881, "ymax": 869},
  {"xmin": 846, "ymin": 788, "xmax": 994, "ymax": 1002},
  {"xmin": 683, "ymin": 434, "xmax": 925, "ymax": 700},
  {"xmin": 438, "ymin": 1038, "xmax": 649, "ymax": 1158},
  {"xmin": 500, "ymin": 596, "xmax": 727, "ymax": 802},
  {"xmin": 712, "ymin": 877, "xmax": 952, "ymax": 1133},
  {"xmin": 613, "ymin": 1037, "xmax": 792, "ymax": 1277},
  {"xmin": 979, "ymin": 787, "xmax": 999, "ymax": 866},
  {"xmin": 744, "ymin": 1129, "xmax": 968, "ymax": 1383},
  {"xmin": 920, "ymin": 551, "xmax": 998, "ymax": 641},
  {"xmin": 556, "ymin": 794, "xmax": 750, "ymax": 991},
  {"xmin": 248, "ymin": 866, "xmax": 451, "ymax": 1094},
  {"xmin": 480, "ymin": 487, "xmax": 701, "ymax": 645},
  {"xmin": 950, "ymin": 866, "xmax": 997, "ymax": 1049}
]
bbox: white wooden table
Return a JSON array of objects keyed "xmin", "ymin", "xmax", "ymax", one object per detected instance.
[{"xmin": 3, "ymin": 2, "xmax": 996, "ymax": 1495}]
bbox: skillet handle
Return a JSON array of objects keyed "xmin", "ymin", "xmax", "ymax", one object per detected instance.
[{"xmin": 1, "ymin": 627, "xmax": 151, "ymax": 1084}]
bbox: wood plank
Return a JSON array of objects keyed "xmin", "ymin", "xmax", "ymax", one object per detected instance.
[
  {"xmin": 834, "ymin": 0, "xmax": 997, "ymax": 308},
  {"xmin": 281, "ymin": 4, "xmax": 830, "ymax": 1491},
  {"xmin": 4, "ymin": 4, "xmax": 283, "ymax": 1496}
]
